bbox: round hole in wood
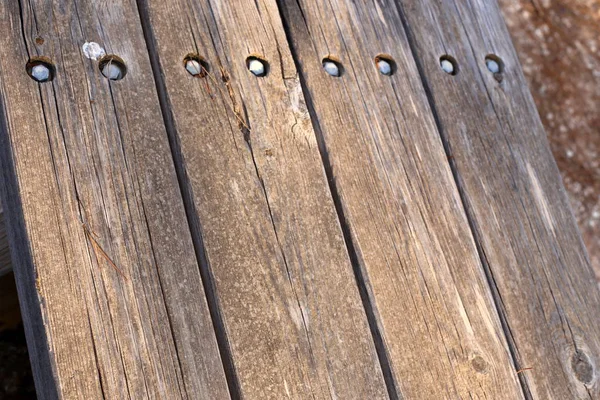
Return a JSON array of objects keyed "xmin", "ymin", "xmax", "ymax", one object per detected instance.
[
  {"xmin": 99, "ymin": 55, "xmax": 127, "ymax": 81},
  {"xmin": 322, "ymin": 56, "xmax": 343, "ymax": 77},
  {"xmin": 485, "ymin": 54, "xmax": 504, "ymax": 81},
  {"xmin": 246, "ymin": 55, "xmax": 269, "ymax": 77},
  {"xmin": 183, "ymin": 53, "xmax": 210, "ymax": 78},
  {"xmin": 26, "ymin": 57, "xmax": 55, "ymax": 83},
  {"xmin": 439, "ymin": 55, "xmax": 458, "ymax": 75},
  {"xmin": 375, "ymin": 54, "xmax": 396, "ymax": 76}
]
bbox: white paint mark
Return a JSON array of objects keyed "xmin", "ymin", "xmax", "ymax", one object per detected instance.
[{"xmin": 82, "ymin": 42, "xmax": 106, "ymax": 60}]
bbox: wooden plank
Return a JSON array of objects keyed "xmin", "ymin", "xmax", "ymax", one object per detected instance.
[
  {"xmin": 499, "ymin": 0, "xmax": 600, "ymax": 281},
  {"xmin": 138, "ymin": 0, "xmax": 389, "ymax": 398},
  {"xmin": 393, "ymin": 0, "xmax": 600, "ymax": 397},
  {"xmin": 278, "ymin": 0, "xmax": 524, "ymax": 398},
  {"xmin": 0, "ymin": 1, "xmax": 229, "ymax": 398},
  {"xmin": 0, "ymin": 209, "xmax": 10, "ymax": 277}
]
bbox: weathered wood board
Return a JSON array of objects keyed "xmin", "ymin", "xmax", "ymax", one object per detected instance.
[
  {"xmin": 139, "ymin": 0, "xmax": 388, "ymax": 397},
  {"xmin": 279, "ymin": 0, "xmax": 525, "ymax": 398},
  {"xmin": 0, "ymin": 0, "xmax": 599, "ymax": 398},
  {"xmin": 0, "ymin": 0, "xmax": 228, "ymax": 398},
  {"xmin": 394, "ymin": 0, "xmax": 600, "ymax": 397}
]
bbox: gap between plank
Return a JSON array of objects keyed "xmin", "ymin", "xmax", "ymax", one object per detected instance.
[
  {"xmin": 276, "ymin": 2, "xmax": 400, "ymax": 399},
  {"xmin": 134, "ymin": 1, "xmax": 241, "ymax": 398},
  {"xmin": 391, "ymin": 2, "xmax": 532, "ymax": 399}
]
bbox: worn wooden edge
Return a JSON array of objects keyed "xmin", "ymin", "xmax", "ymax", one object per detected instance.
[{"xmin": 0, "ymin": 207, "xmax": 11, "ymax": 277}]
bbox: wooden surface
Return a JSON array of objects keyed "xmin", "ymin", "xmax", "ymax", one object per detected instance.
[
  {"xmin": 279, "ymin": 0, "xmax": 524, "ymax": 398},
  {"xmin": 0, "ymin": 0, "xmax": 228, "ymax": 398},
  {"xmin": 0, "ymin": 0, "xmax": 598, "ymax": 399},
  {"xmin": 395, "ymin": 0, "xmax": 600, "ymax": 397},
  {"xmin": 139, "ymin": 0, "xmax": 387, "ymax": 397},
  {"xmin": 499, "ymin": 0, "xmax": 600, "ymax": 282}
]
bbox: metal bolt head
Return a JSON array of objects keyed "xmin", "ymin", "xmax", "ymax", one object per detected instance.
[
  {"xmin": 486, "ymin": 58, "xmax": 500, "ymax": 74},
  {"xmin": 323, "ymin": 60, "xmax": 340, "ymax": 77},
  {"xmin": 31, "ymin": 64, "xmax": 51, "ymax": 82},
  {"xmin": 102, "ymin": 62, "xmax": 124, "ymax": 80},
  {"xmin": 377, "ymin": 59, "xmax": 392, "ymax": 76},
  {"xmin": 248, "ymin": 59, "xmax": 266, "ymax": 77},
  {"xmin": 440, "ymin": 59, "xmax": 455, "ymax": 74},
  {"xmin": 185, "ymin": 59, "xmax": 204, "ymax": 76}
]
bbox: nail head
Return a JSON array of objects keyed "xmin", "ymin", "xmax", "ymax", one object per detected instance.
[
  {"xmin": 377, "ymin": 59, "xmax": 392, "ymax": 75},
  {"xmin": 26, "ymin": 58, "xmax": 55, "ymax": 83},
  {"xmin": 441, "ymin": 59, "xmax": 454, "ymax": 74},
  {"xmin": 185, "ymin": 59, "xmax": 203, "ymax": 76},
  {"xmin": 248, "ymin": 59, "xmax": 266, "ymax": 77},
  {"xmin": 99, "ymin": 55, "xmax": 127, "ymax": 81},
  {"xmin": 31, "ymin": 64, "xmax": 51, "ymax": 82},
  {"xmin": 323, "ymin": 60, "xmax": 340, "ymax": 77}
]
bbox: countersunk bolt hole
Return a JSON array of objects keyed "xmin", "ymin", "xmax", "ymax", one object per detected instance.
[
  {"xmin": 440, "ymin": 55, "xmax": 458, "ymax": 75},
  {"xmin": 485, "ymin": 54, "xmax": 504, "ymax": 82},
  {"xmin": 99, "ymin": 55, "xmax": 127, "ymax": 81},
  {"xmin": 375, "ymin": 54, "xmax": 396, "ymax": 76},
  {"xmin": 184, "ymin": 54, "xmax": 210, "ymax": 78},
  {"xmin": 26, "ymin": 57, "xmax": 55, "ymax": 83},
  {"xmin": 246, "ymin": 55, "xmax": 269, "ymax": 77},
  {"xmin": 322, "ymin": 57, "xmax": 343, "ymax": 77}
]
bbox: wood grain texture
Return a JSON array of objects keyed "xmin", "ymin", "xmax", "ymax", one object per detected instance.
[
  {"xmin": 0, "ymin": 0, "xmax": 229, "ymax": 398},
  {"xmin": 278, "ymin": 0, "xmax": 524, "ymax": 398},
  {"xmin": 499, "ymin": 0, "xmax": 600, "ymax": 282},
  {"xmin": 139, "ymin": 0, "xmax": 388, "ymax": 398},
  {"xmin": 394, "ymin": 0, "xmax": 600, "ymax": 397},
  {"xmin": 0, "ymin": 209, "xmax": 10, "ymax": 277}
]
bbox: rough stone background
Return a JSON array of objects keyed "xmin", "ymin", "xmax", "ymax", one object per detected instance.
[
  {"xmin": 499, "ymin": 0, "xmax": 600, "ymax": 281},
  {"xmin": 0, "ymin": 1, "xmax": 599, "ymax": 398}
]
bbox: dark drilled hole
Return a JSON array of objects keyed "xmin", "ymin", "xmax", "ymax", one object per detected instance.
[
  {"xmin": 183, "ymin": 54, "xmax": 210, "ymax": 78},
  {"xmin": 99, "ymin": 55, "xmax": 127, "ymax": 81},
  {"xmin": 375, "ymin": 54, "xmax": 396, "ymax": 76},
  {"xmin": 322, "ymin": 57, "xmax": 343, "ymax": 77},
  {"xmin": 26, "ymin": 57, "xmax": 55, "ymax": 83},
  {"xmin": 439, "ymin": 55, "xmax": 458, "ymax": 75},
  {"xmin": 246, "ymin": 55, "xmax": 269, "ymax": 77},
  {"xmin": 485, "ymin": 54, "xmax": 505, "ymax": 82}
]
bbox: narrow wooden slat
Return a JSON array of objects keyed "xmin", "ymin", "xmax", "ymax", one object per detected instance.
[
  {"xmin": 0, "ymin": 1, "xmax": 229, "ymax": 398},
  {"xmin": 138, "ymin": 0, "xmax": 390, "ymax": 398},
  {"xmin": 394, "ymin": 0, "xmax": 600, "ymax": 397},
  {"xmin": 278, "ymin": 0, "xmax": 524, "ymax": 398}
]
